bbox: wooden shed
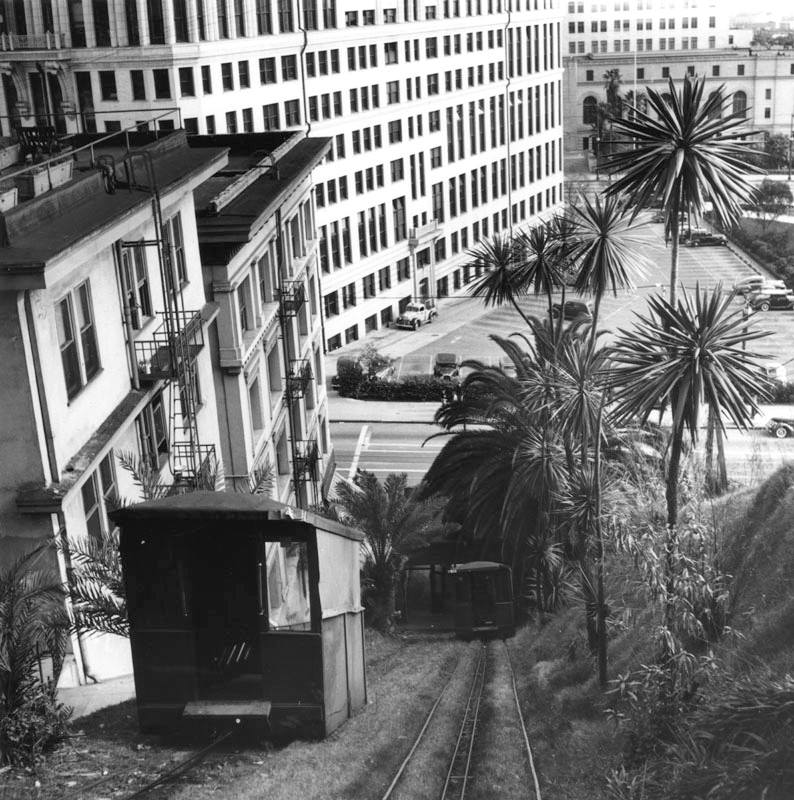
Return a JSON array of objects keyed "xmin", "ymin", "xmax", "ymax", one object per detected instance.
[{"xmin": 111, "ymin": 492, "xmax": 366, "ymax": 738}]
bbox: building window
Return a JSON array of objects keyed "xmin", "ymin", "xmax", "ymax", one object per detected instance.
[
  {"xmin": 384, "ymin": 8, "xmax": 396, "ymax": 22},
  {"xmin": 99, "ymin": 70, "xmax": 117, "ymax": 101},
  {"xmin": 712, "ymin": 65, "xmax": 720, "ymax": 77},
  {"xmin": 282, "ymin": 54, "xmax": 298, "ymax": 80},
  {"xmin": 263, "ymin": 103, "xmax": 280, "ymax": 130},
  {"xmin": 324, "ymin": 291, "xmax": 339, "ymax": 317},
  {"xmin": 732, "ymin": 91, "xmax": 747, "ymax": 117},
  {"xmin": 388, "ymin": 120, "xmax": 402, "ymax": 143},
  {"xmin": 226, "ymin": 110, "xmax": 238, "ymax": 133},
  {"xmin": 56, "ymin": 281, "xmax": 100, "ymax": 399},
  {"xmin": 256, "ymin": 0, "xmax": 273, "ymax": 33},
  {"xmin": 345, "ymin": 10, "xmax": 358, "ymax": 25},
  {"xmin": 737, "ymin": 64, "xmax": 745, "ymax": 76},
  {"xmin": 130, "ymin": 70, "xmax": 146, "ymax": 100},
  {"xmin": 242, "ymin": 107, "xmax": 253, "ymax": 132},
  {"xmin": 162, "ymin": 212, "xmax": 187, "ymax": 287},
  {"xmin": 582, "ymin": 96, "xmax": 597, "ymax": 125},
  {"xmin": 385, "ymin": 42, "xmax": 398, "ymax": 64},
  {"xmin": 120, "ymin": 243, "xmax": 152, "ymax": 330},
  {"xmin": 136, "ymin": 393, "xmax": 168, "ymax": 471},
  {"xmin": 285, "ymin": 99, "xmax": 301, "ymax": 126},
  {"xmin": 221, "ymin": 62, "xmax": 234, "ymax": 90},
  {"xmin": 151, "ymin": 68, "xmax": 170, "ymax": 99},
  {"xmin": 201, "ymin": 65, "xmax": 212, "ymax": 94},
  {"xmin": 259, "ymin": 57, "xmax": 277, "ymax": 86},
  {"xmin": 178, "ymin": 67, "xmax": 195, "ymax": 97},
  {"xmin": 238, "ymin": 60, "xmax": 250, "ymax": 88},
  {"xmin": 81, "ymin": 452, "xmax": 117, "ymax": 541},
  {"xmin": 277, "ymin": 0, "xmax": 294, "ymax": 31}
]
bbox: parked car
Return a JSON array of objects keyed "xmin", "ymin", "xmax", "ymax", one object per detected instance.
[
  {"xmin": 767, "ymin": 417, "xmax": 794, "ymax": 439},
  {"xmin": 684, "ymin": 229, "xmax": 727, "ymax": 247},
  {"xmin": 733, "ymin": 276, "xmax": 787, "ymax": 295},
  {"xmin": 747, "ymin": 290, "xmax": 794, "ymax": 312},
  {"xmin": 395, "ymin": 299, "xmax": 438, "ymax": 330},
  {"xmin": 551, "ymin": 300, "xmax": 593, "ymax": 320},
  {"xmin": 499, "ymin": 356, "xmax": 518, "ymax": 379},
  {"xmin": 433, "ymin": 352, "xmax": 460, "ymax": 380}
]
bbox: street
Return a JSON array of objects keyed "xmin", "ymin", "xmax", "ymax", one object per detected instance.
[{"xmin": 330, "ymin": 420, "xmax": 794, "ymax": 489}]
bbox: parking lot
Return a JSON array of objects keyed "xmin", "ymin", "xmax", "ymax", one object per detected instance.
[{"xmin": 398, "ymin": 217, "xmax": 794, "ymax": 381}]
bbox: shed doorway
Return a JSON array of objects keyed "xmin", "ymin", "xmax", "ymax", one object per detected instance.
[{"xmin": 190, "ymin": 534, "xmax": 263, "ymax": 702}]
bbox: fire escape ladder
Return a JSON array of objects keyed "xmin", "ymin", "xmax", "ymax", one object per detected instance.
[{"xmin": 121, "ymin": 150, "xmax": 213, "ymax": 489}]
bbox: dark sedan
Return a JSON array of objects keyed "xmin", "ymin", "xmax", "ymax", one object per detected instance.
[
  {"xmin": 747, "ymin": 291, "xmax": 794, "ymax": 312},
  {"xmin": 551, "ymin": 300, "xmax": 593, "ymax": 320}
]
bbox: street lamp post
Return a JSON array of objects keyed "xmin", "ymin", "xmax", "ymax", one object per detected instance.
[{"xmin": 595, "ymin": 135, "xmax": 600, "ymax": 179}]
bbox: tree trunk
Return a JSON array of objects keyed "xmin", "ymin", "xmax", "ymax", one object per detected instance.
[
  {"xmin": 704, "ymin": 407, "xmax": 716, "ymax": 495},
  {"xmin": 369, "ymin": 564, "xmax": 397, "ymax": 633},
  {"xmin": 665, "ymin": 431, "xmax": 684, "ymax": 632},
  {"xmin": 669, "ymin": 194, "xmax": 681, "ymax": 307},
  {"xmin": 594, "ymin": 402, "xmax": 608, "ymax": 688},
  {"xmin": 511, "ymin": 297, "xmax": 533, "ymax": 329},
  {"xmin": 716, "ymin": 422, "xmax": 728, "ymax": 494}
]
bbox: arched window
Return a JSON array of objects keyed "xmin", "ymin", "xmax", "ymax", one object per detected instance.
[
  {"xmin": 732, "ymin": 91, "xmax": 747, "ymax": 118},
  {"xmin": 707, "ymin": 91, "xmax": 722, "ymax": 120},
  {"xmin": 583, "ymin": 96, "xmax": 597, "ymax": 126}
]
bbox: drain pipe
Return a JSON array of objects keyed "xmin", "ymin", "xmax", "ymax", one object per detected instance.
[
  {"xmin": 504, "ymin": 2, "xmax": 513, "ymax": 234},
  {"xmin": 297, "ymin": 4, "xmax": 311, "ymax": 135},
  {"xmin": 115, "ymin": 241, "xmax": 140, "ymax": 390}
]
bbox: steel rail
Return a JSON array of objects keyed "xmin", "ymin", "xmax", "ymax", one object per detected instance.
[
  {"xmin": 439, "ymin": 643, "xmax": 488, "ymax": 800},
  {"xmin": 380, "ymin": 654, "xmax": 465, "ymax": 800},
  {"xmin": 503, "ymin": 640, "xmax": 542, "ymax": 800}
]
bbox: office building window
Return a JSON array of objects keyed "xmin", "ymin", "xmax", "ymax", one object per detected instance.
[
  {"xmin": 130, "ymin": 69, "xmax": 146, "ymax": 100},
  {"xmin": 178, "ymin": 67, "xmax": 195, "ymax": 97},
  {"xmin": 201, "ymin": 65, "xmax": 212, "ymax": 93}
]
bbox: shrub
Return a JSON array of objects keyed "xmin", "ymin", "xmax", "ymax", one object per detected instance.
[
  {"xmin": 336, "ymin": 359, "xmax": 365, "ymax": 397},
  {"xmin": 0, "ymin": 686, "xmax": 71, "ymax": 766},
  {"xmin": 357, "ymin": 374, "xmax": 451, "ymax": 402},
  {"xmin": 768, "ymin": 380, "xmax": 794, "ymax": 404}
]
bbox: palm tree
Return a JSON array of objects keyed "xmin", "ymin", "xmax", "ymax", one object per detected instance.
[
  {"xmin": 569, "ymin": 192, "xmax": 648, "ymax": 335},
  {"xmin": 604, "ymin": 77, "xmax": 759, "ymax": 305},
  {"xmin": 608, "ymin": 285, "xmax": 772, "ymax": 626},
  {"xmin": 0, "ymin": 542, "xmax": 69, "ymax": 764},
  {"xmin": 603, "ymin": 68, "xmax": 623, "ymax": 117},
  {"xmin": 332, "ymin": 472, "xmax": 440, "ymax": 632},
  {"xmin": 422, "ymin": 333, "xmax": 569, "ymax": 606},
  {"xmin": 514, "ymin": 223, "xmax": 563, "ymax": 322},
  {"xmin": 465, "ymin": 234, "xmax": 533, "ymax": 327}
]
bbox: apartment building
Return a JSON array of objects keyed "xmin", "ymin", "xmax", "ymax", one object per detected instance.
[
  {"xmin": 564, "ymin": 0, "xmax": 729, "ymax": 57},
  {"xmin": 0, "ymin": 127, "xmax": 333, "ymax": 684},
  {"xmin": 0, "ymin": 0, "xmax": 565, "ymax": 350},
  {"xmin": 0, "ymin": 131, "xmax": 226, "ymax": 682},
  {"xmin": 564, "ymin": 47, "xmax": 794, "ymax": 151},
  {"xmin": 191, "ymin": 132, "xmax": 333, "ymax": 506}
]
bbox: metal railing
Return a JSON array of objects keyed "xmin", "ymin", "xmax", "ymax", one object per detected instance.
[
  {"xmin": 0, "ymin": 32, "xmax": 67, "ymax": 50},
  {"xmin": 285, "ymin": 359, "xmax": 313, "ymax": 401},
  {"xmin": 171, "ymin": 443, "xmax": 217, "ymax": 487},
  {"xmin": 133, "ymin": 310, "xmax": 204, "ymax": 382},
  {"xmin": 278, "ymin": 281, "xmax": 306, "ymax": 320},
  {"xmin": 293, "ymin": 440, "xmax": 319, "ymax": 480}
]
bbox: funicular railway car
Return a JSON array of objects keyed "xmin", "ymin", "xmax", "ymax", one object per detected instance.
[
  {"xmin": 452, "ymin": 562, "xmax": 515, "ymax": 640},
  {"xmin": 111, "ymin": 492, "xmax": 366, "ymax": 739}
]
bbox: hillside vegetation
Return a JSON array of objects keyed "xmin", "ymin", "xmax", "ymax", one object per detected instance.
[{"xmin": 511, "ymin": 463, "xmax": 794, "ymax": 800}]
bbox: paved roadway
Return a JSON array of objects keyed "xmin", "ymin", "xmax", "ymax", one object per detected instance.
[{"xmin": 330, "ymin": 420, "xmax": 794, "ymax": 489}]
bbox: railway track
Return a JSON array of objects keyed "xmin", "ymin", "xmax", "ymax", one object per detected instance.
[{"xmin": 381, "ymin": 640, "xmax": 542, "ymax": 800}]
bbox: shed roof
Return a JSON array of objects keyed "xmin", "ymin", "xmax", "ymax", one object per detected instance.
[{"xmin": 110, "ymin": 491, "xmax": 364, "ymax": 542}]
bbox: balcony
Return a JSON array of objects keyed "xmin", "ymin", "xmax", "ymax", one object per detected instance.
[
  {"xmin": 408, "ymin": 219, "xmax": 442, "ymax": 248},
  {"xmin": 278, "ymin": 281, "xmax": 306, "ymax": 321},
  {"xmin": 134, "ymin": 310, "xmax": 204, "ymax": 384},
  {"xmin": 293, "ymin": 440, "xmax": 319, "ymax": 482},
  {"xmin": 171, "ymin": 443, "xmax": 217, "ymax": 489},
  {"xmin": 0, "ymin": 32, "xmax": 67, "ymax": 51},
  {"xmin": 285, "ymin": 359, "xmax": 313, "ymax": 402}
]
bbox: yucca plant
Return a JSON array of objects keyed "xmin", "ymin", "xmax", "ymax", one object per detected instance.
[{"xmin": 605, "ymin": 76, "xmax": 760, "ymax": 305}]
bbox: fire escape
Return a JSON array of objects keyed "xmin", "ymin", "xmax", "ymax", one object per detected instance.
[
  {"xmin": 278, "ymin": 279, "xmax": 319, "ymax": 506},
  {"xmin": 121, "ymin": 151, "xmax": 215, "ymax": 489}
]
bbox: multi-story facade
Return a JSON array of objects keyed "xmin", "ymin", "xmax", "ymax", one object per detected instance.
[
  {"xmin": 0, "ymin": 131, "xmax": 226, "ymax": 683},
  {"xmin": 564, "ymin": 47, "xmax": 794, "ymax": 152},
  {"xmin": 564, "ymin": 0, "xmax": 728, "ymax": 57},
  {"xmin": 0, "ymin": 127, "xmax": 333, "ymax": 685},
  {"xmin": 0, "ymin": 0, "xmax": 565, "ymax": 350},
  {"xmin": 191, "ymin": 131, "xmax": 333, "ymax": 506}
]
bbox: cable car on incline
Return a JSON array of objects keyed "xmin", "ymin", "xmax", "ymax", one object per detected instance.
[
  {"xmin": 111, "ymin": 492, "xmax": 366, "ymax": 740},
  {"xmin": 451, "ymin": 561, "xmax": 515, "ymax": 640}
]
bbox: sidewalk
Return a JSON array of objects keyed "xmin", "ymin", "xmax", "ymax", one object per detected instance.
[{"xmin": 59, "ymin": 674, "xmax": 135, "ymax": 721}]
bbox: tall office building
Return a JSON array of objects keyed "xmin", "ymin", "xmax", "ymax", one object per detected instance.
[
  {"xmin": 563, "ymin": 0, "xmax": 729, "ymax": 57},
  {"xmin": 0, "ymin": 0, "xmax": 565, "ymax": 350}
]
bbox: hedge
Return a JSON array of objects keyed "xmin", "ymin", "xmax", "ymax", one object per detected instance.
[{"xmin": 339, "ymin": 373, "xmax": 453, "ymax": 402}]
